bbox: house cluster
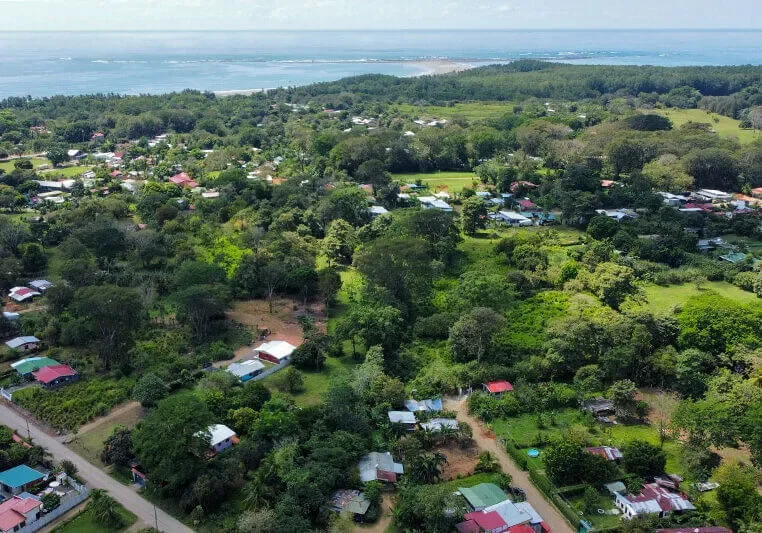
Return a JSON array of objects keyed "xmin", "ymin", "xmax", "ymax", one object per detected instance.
[
  {"xmin": 455, "ymin": 482, "xmax": 550, "ymax": 533},
  {"xmin": 387, "ymin": 397, "xmax": 458, "ymax": 432},
  {"xmin": 225, "ymin": 340, "xmax": 296, "ymax": 382},
  {"xmin": 9, "ymin": 357, "xmax": 79, "ymax": 389},
  {"xmin": 0, "ymin": 464, "xmax": 88, "ymax": 533},
  {"xmin": 605, "ymin": 476, "xmax": 695, "ymax": 520},
  {"xmin": 7, "ymin": 280, "xmax": 52, "ymax": 305}
]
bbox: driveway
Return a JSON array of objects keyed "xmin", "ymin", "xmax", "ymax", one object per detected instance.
[
  {"xmin": 0, "ymin": 404, "xmax": 193, "ymax": 533},
  {"xmin": 446, "ymin": 398, "xmax": 574, "ymax": 533}
]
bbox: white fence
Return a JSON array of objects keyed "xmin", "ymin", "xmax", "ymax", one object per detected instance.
[{"xmin": 16, "ymin": 486, "xmax": 89, "ymax": 533}]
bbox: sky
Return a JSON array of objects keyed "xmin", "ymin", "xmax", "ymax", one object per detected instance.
[{"xmin": 2, "ymin": 0, "xmax": 761, "ymax": 31}]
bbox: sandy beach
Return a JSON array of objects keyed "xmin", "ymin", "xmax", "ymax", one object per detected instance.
[{"xmin": 212, "ymin": 58, "xmax": 479, "ymax": 96}]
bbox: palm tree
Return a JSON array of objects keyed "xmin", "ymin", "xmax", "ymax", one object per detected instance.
[
  {"xmin": 409, "ymin": 452, "xmax": 448, "ymax": 484},
  {"xmin": 88, "ymin": 489, "xmax": 123, "ymax": 529}
]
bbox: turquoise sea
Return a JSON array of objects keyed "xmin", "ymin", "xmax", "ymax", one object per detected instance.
[{"xmin": 2, "ymin": 30, "xmax": 762, "ymax": 98}]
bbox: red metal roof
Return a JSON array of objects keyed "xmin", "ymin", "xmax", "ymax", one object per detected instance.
[
  {"xmin": 517, "ymin": 199, "xmax": 538, "ymax": 210},
  {"xmin": 0, "ymin": 496, "xmax": 40, "ymax": 531},
  {"xmin": 465, "ymin": 510, "xmax": 507, "ymax": 531},
  {"xmin": 32, "ymin": 364, "xmax": 77, "ymax": 384},
  {"xmin": 485, "ymin": 381, "xmax": 513, "ymax": 394},
  {"xmin": 508, "ymin": 526, "xmax": 535, "ymax": 533},
  {"xmin": 455, "ymin": 520, "xmax": 481, "ymax": 533},
  {"xmin": 376, "ymin": 469, "xmax": 397, "ymax": 483}
]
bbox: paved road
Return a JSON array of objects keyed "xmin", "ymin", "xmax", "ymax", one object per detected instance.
[
  {"xmin": 0, "ymin": 404, "xmax": 194, "ymax": 533},
  {"xmin": 447, "ymin": 398, "xmax": 574, "ymax": 533}
]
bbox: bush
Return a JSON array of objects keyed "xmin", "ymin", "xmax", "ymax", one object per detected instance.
[
  {"xmin": 13, "ymin": 378, "xmax": 134, "ymax": 430},
  {"xmin": 414, "ymin": 312, "xmax": 458, "ymax": 340},
  {"xmin": 41, "ymin": 492, "xmax": 60, "ymax": 511},
  {"xmin": 272, "ymin": 367, "xmax": 305, "ymax": 393},
  {"xmin": 205, "ymin": 341, "xmax": 234, "ymax": 362},
  {"xmin": 132, "ymin": 373, "xmax": 168, "ymax": 407}
]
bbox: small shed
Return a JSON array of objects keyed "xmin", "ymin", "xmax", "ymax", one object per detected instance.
[
  {"xmin": 483, "ymin": 380, "xmax": 513, "ymax": 396},
  {"xmin": 198, "ymin": 424, "xmax": 238, "ymax": 454},
  {"xmin": 28, "ymin": 280, "xmax": 53, "ymax": 292},
  {"xmin": 5, "ymin": 337, "xmax": 41, "ymax": 353},
  {"xmin": 388, "ymin": 411, "xmax": 417, "ymax": 429}
]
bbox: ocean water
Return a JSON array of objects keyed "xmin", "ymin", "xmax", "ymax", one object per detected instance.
[{"xmin": 2, "ymin": 30, "xmax": 762, "ymax": 98}]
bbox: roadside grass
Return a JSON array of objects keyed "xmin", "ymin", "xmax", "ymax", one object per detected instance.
[
  {"xmin": 651, "ymin": 108, "xmax": 759, "ymax": 144},
  {"xmin": 392, "ymin": 102, "xmax": 513, "ymax": 122},
  {"xmin": 392, "ymin": 171, "xmax": 479, "ymax": 193},
  {"xmin": 68, "ymin": 404, "xmax": 144, "ymax": 467},
  {"xmin": 52, "ymin": 502, "xmax": 136, "ymax": 533},
  {"xmin": 624, "ymin": 281, "xmax": 758, "ymax": 314}
]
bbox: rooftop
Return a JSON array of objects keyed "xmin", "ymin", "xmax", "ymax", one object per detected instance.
[
  {"xmin": 458, "ymin": 483, "xmax": 508, "ymax": 510},
  {"xmin": 32, "ymin": 364, "xmax": 77, "ymax": 384},
  {"xmin": 255, "ymin": 340, "xmax": 297, "ymax": 360},
  {"xmin": 484, "ymin": 380, "xmax": 513, "ymax": 394},
  {"xmin": 11, "ymin": 357, "xmax": 58, "ymax": 375},
  {"xmin": 5, "ymin": 336, "xmax": 41, "ymax": 349},
  {"xmin": 227, "ymin": 359, "xmax": 265, "ymax": 378},
  {"xmin": 0, "ymin": 465, "xmax": 44, "ymax": 489}
]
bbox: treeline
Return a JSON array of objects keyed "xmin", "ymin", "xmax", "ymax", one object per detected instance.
[{"xmin": 284, "ymin": 61, "xmax": 762, "ymax": 106}]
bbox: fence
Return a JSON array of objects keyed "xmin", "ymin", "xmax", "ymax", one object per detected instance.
[{"xmin": 16, "ymin": 486, "xmax": 89, "ymax": 533}]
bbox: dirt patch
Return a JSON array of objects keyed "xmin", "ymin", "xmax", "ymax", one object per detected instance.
[
  {"xmin": 637, "ymin": 388, "xmax": 678, "ymax": 427},
  {"xmin": 481, "ymin": 428, "xmax": 496, "ymax": 440},
  {"xmin": 221, "ymin": 297, "xmax": 327, "ymax": 366},
  {"xmin": 437, "ymin": 444, "xmax": 479, "ymax": 481}
]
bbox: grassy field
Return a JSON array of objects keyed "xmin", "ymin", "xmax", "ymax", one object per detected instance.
[
  {"xmin": 652, "ymin": 108, "xmax": 759, "ymax": 144},
  {"xmin": 262, "ymin": 356, "xmax": 359, "ymax": 406},
  {"xmin": 624, "ymin": 281, "xmax": 759, "ymax": 314},
  {"xmin": 52, "ymin": 503, "xmax": 136, "ymax": 533},
  {"xmin": 40, "ymin": 165, "xmax": 93, "ymax": 178},
  {"xmin": 392, "ymin": 102, "xmax": 513, "ymax": 122},
  {"xmin": 0, "ymin": 157, "xmax": 49, "ymax": 173},
  {"xmin": 393, "ymin": 171, "xmax": 479, "ymax": 193},
  {"xmin": 491, "ymin": 408, "xmax": 685, "ymax": 475},
  {"xmin": 68, "ymin": 404, "xmax": 143, "ymax": 467}
]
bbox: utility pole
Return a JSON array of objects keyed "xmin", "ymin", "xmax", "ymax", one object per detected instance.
[
  {"xmin": 25, "ymin": 418, "xmax": 30, "ymax": 440},
  {"xmin": 154, "ymin": 503, "xmax": 159, "ymax": 531}
]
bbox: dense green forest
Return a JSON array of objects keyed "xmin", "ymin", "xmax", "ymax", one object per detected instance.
[{"xmin": 2, "ymin": 63, "xmax": 762, "ymax": 533}]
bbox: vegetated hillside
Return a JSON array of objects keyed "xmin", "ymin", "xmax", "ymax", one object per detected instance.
[{"xmin": 2, "ymin": 62, "xmax": 762, "ymax": 532}]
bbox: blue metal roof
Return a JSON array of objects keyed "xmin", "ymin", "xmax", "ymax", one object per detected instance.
[{"xmin": 0, "ymin": 465, "xmax": 44, "ymax": 488}]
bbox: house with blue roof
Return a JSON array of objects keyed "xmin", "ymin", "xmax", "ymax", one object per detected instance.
[{"xmin": 0, "ymin": 465, "xmax": 45, "ymax": 496}]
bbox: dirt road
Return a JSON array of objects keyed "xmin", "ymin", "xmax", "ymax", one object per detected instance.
[
  {"xmin": 0, "ymin": 403, "xmax": 193, "ymax": 533},
  {"xmin": 446, "ymin": 398, "xmax": 574, "ymax": 533}
]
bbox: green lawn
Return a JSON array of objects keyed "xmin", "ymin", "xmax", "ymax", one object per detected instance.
[
  {"xmin": 262, "ymin": 356, "xmax": 359, "ymax": 406},
  {"xmin": 52, "ymin": 504, "xmax": 136, "ymax": 533},
  {"xmin": 40, "ymin": 165, "xmax": 93, "ymax": 178},
  {"xmin": 492, "ymin": 408, "xmax": 685, "ymax": 476},
  {"xmin": 0, "ymin": 157, "xmax": 50, "ymax": 173},
  {"xmin": 652, "ymin": 108, "xmax": 759, "ymax": 144},
  {"xmin": 392, "ymin": 102, "xmax": 514, "ymax": 122},
  {"xmin": 624, "ymin": 281, "xmax": 759, "ymax": 314},
  {"xmin": 393, "ymin": 171, "xmax": 479, "ymax": 193}
]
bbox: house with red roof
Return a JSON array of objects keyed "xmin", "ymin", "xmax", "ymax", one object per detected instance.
[
  {"xmin": 169, "ymin": 172, "xmax": 199, "ymax": 189},
  {"xmin": 461, "ymin": 510, "xmax": 507, "ymax": 533},
  {"xmin": 0, "ymin": 495, "xmax": 42, "ymax": 533},
  {"xmin": 8, "ymin": 287, "xmax": 40, "ymax": 303},
  {"xmin": 32, "ymin": 364, "xmax": 79, "ymax": 388},
  {"xmin": 483, "ymin": 381, "xmax": 513, "ymax": 396},
  {"xmin": 585, "ymin": 446, "xmax": 623, "ymax": 462},
  {"xmin": 510, "ymin": 181, "xmax": 538, "ymax": 194},
  {"xmin": 608, "ymin": 482, "xmax": 695, "ymax": 519},
  {"xmin": 109, "ymin": 170, "xmax": 123, "ymax": 179},
  {"xmin": 515, "ymin": 199, "xmax": 539, "ymax": 212}
]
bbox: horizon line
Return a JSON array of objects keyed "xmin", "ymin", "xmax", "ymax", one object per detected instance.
[{"xmin": 4, "ymin": 28, "xmax": 762, "ymax": 33}]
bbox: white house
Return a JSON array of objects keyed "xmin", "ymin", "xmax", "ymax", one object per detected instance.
[
  {"xmin": 606, "ymin": 482, "xmax": 695, "ymax": 520},
  {"xmin": 494, "ymin": 211, "xmax": 533, "ymax": 227},
  {"xmin": 67, "ymin": 149, "xmax": 85, "ymax": 160},
  {"xmin": 254, "ymin": 340, "xmax": 297, "ymax": 364},
  {"xmin": 417, "ymin": 196, "xmax": 453, "ymax": 212},
  {"xmin": 693, "ymin": 189, "xmax": 732, "ymax": 204},
  {"xmin": 8, "ymin": 287, "xmax": 40, "ymax": 303},
  {"xmin": 369, "ymin": 205, "xmax": 389, "ymax": 217},
  {"xmin": 198, "ymin": 424, "xmax": 238, "ymax": 454}
]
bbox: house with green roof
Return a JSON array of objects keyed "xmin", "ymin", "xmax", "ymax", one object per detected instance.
[
  {"xmin": 458, "ymin": 483, "xmax": 508, "ymax": 511},
  {"xmin": 10, "ymin": 357, "xmax": 59, "ymax": 378},
  {"xmin": 0, "ymin": 465, "xmax": 45, "ymax": 496}
]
